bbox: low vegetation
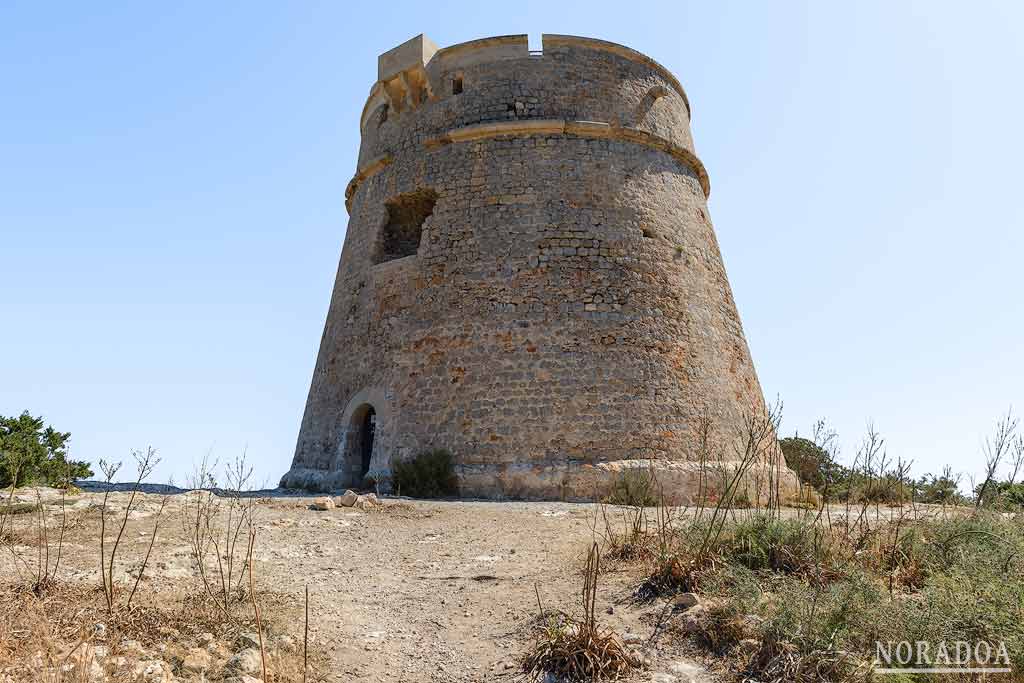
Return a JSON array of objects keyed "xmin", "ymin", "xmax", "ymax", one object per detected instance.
[
  {"xmin": 0, "ymin": 502, "xmax": 39, "ymax": 516},
  {"xmin": 392, "ymin": 448, "xmax": 459, "ymax": 499},
  {"xmin": 781, "ymin": 411, "xmax": 1024, "ymax": 509},
  {"xmin": 654, "ymin": 511, "xmax": 1024, "ymax": 681},
  {"xmin": 603, "ymin": 467, "xmax": 661, "ymax": 507},
  {"xmin": 595, "ymin": 409, "xmax": 1024, "ymax": 682}
]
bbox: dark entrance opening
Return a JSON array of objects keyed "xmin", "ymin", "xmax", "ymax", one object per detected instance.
[{"xmin": 358, "ymin": 406, "xmax": 376, "ymax": 479}]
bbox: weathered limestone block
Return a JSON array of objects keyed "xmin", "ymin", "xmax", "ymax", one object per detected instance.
[
  {"xmin": 310, "ymin": 497, "xmax": 334, "ymax": 511},
  {"xmin": 336, "ymin": 490, "xmax": 358, "ymax": 507}
]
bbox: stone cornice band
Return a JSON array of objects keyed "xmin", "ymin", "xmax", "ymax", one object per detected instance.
[{"xmin": 345, "ymin": 119, "xmax": 710, "ymax": 212}]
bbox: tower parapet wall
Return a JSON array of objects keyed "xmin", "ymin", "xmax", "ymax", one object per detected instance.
[{"xmin": 354, "ymin": 35, "xmax": 696, "ymax": 183}]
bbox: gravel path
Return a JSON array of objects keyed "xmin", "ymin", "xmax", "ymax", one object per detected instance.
[{"xmin": 3, "ymin": 489, "xmax": 718, "ymax": 682}]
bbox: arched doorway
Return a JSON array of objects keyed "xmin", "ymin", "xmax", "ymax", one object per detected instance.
[
  {"xmin": 346, "ymin": 403, "xmax": 376, "ymax": 484},
  {"xmin": 358, "ymin": 405, "xmax": 376, "ymax": 479}
]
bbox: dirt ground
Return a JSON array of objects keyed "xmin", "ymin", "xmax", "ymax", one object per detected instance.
[{"xmin": 1, "ymin": 487, "xmax": 719, "ymax": 683}]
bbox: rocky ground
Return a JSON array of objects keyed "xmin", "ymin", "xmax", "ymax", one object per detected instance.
[{"xmin": 0, "ymin": 487, "xmax": 721, "ymax": 683}]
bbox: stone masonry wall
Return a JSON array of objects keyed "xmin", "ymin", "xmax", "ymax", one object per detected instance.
[{"xmin": 280, "ymin": 34, "xmax": 798, "ymax": 500}]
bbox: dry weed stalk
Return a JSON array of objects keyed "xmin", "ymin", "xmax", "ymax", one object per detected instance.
[
  {"xmin": 31, "ymin": 485, "xmax": 69, "ymax": 593},
  {"xmin": 98, "ymin": 447, "xmax": 163, "ymax": 614},
  {"xmin": 524, "ymin": 543, "xmax": 638, "ymax": 681},
  {"xmin": 304, "ymin": 583, "xmax": 310, "ymax": 683},
  {"xmin": 976, "ymin": 408, "xmax": 1018, "ymax": 509},
  {"xmin": 0, "ymin": 460, "xmax": 32, "ymax": 578},
  {"xmin": 2, "ymin": 465, "xmax": 80, "ymax": 594},
  {"xmin": 693, "ymin": 408, "xmax": 714, "ymax": 521},
  {"xmin": 699, "ymin": 399, "xmax": 783, "ymax": 557},
  {"xmin": 247, "ymin": 527, "xmax": 268, "ymax": 681},
  {"xmin": 181, "ymin": 451, "xmax": 257, "ymax": 619},
  {"xmin": 125, "ymin": 492, "xmax": 170, "ymax": 609},
  {"xmin": 0, "ymin": 459, "xmax": 22, "ymax": 541}
]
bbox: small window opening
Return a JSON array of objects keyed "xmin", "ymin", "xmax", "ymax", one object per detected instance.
[
  {"xmin": 642, "ymin": 227, "xmax": 657, "ymax": 239},
  {"xmin": 376, "ymin": 103, "xmax": 389, "ymax": 127},
  {"xmin": 452, "ymin": 76, "xmax": 463, "ymax": 95},
  {"xmin": 375, "ymin": 189, "xmax": 438, "ymax": 264}
]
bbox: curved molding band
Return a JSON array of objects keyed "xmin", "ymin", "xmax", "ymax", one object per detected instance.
[
  {"xmin": 344, "ymin": 120, "xmax": 710, "ymax": 212},
  {"xmin": 344, "ymin": 154, "xmax": 392, "ymax": 210}
]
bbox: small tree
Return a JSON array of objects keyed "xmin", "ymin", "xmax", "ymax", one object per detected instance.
[
  {"xmin": 916, "ymin": 467, "xmax": 968, "ymax": 506},
  {"xmin": 0, "ymin": 412, "xmax": 92, "ymax": 488},
  {"xmin": 780, "ymin": 430, "xmax": 848, "ymax": 496}
]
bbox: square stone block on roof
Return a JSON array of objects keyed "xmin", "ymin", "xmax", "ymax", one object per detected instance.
[{"xmin": 378, "ymin": 33, "xmax": 439, "ymax": 82}]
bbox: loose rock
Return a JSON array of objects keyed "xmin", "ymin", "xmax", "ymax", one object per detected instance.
[
  {"xmin": 668, "ymin": 660, "xmax": 712, "ymax": 683},
  {"xmin": 671, "ymin": 592, "xmax": 701, "ymax": 610},
  {"xmin": 182, "ymin": 647, "xmax": 213, "ymax": 672},
  {"xmin": 225, "ymin": 648, "xmax": 263, "ymax": 675},
  {"xmin": 132, "ymin": 659, "xmax": 172, "ymax": 683},
  {"xmin": 237, "ymin": 632, "xmax": 262, "ymax": 650}
]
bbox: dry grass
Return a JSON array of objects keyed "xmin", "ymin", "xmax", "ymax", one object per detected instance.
[
  {"xmin": 690, "ymin": 602, "xmax": 751, "ymax": 654},
  {"xmin": 524, "ymin": 544, "xmax": 640, "ymax": 682},
  {"xmin": 0, "ymin": 580, "xmax": 326, "ymax": 682},
  {"xmin": 0, "ymin": 466, "xmax": 327, "ymax": 682},
  {"xmin": 599, "ymin": 504, "xmax": 653, "ymax": 564}
]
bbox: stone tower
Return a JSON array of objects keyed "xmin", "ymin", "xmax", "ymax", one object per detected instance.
[{"xmin": 280, "ymin": 34, "xmax": 798, "ymax": 500}]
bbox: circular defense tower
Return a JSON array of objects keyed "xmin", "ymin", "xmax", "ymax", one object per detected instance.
[{"xmin": 281, "ymin": 34, "xmax": 798, "ymax": 500}]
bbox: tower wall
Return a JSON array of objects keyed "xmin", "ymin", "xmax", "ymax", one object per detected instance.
[{"xmin": 281, "ymin": 34, "xmax": 798, "ymax": 500}]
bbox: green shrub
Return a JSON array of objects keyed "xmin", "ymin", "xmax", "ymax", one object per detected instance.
[
  {"xmin": 724, "ymin": 516, "xmax": 832, "ymax": 576},
  {"xmin": 0, "ymin": 502, "xmax": 39, "ymax": 515},
  {"xmin": 848, "ymin": 474, "xmax": 912, "ymax": 504},
  {"xmin": 780, "ymin": 432, "xmax": 919, "ymax": 505},
  {"xmin": 603, "ymin": 468, "xmax": 660, "ymax": 507},
  {"xmin": 392, "ymin": 449, "xmax": 458, "ymax": 499},
  {"xmin": 974, "ymin": 479, "xmax": 1024, "ymax": 510},
  {"xmin": 915, "ymin": 473, "xmax": 965, "ymax": 505}
]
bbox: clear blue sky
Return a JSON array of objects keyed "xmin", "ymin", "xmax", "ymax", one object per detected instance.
[{"xmin": 2, "ymin": 1, "xmax": 1021, "ymax": 487}]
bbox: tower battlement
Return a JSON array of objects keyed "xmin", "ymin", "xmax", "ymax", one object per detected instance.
[{"xmin": 281, "ymin": 34, "xmax": 798, "ymax": 501}]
